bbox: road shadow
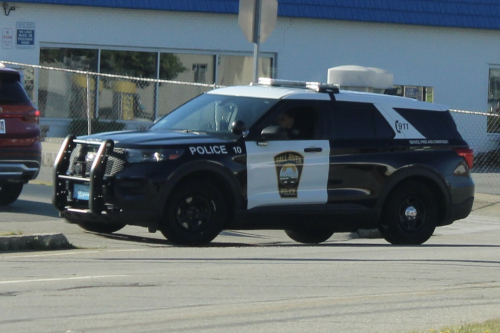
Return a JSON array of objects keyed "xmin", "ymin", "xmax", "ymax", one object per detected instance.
[
  {"xmin": 84, "ymin": 230, "xmax": 500, "ymax": 249},
  {"xmin": 89, "ymin": 231, "xmax": 261, "ymax": 247},
  {"xmin": 98, "ymin": 256, "xmax": 500, "ymax": 266},
  {"xmin": 0, "ymin": 199, "xmax": 59, "ymax": 218},
  {"xmin": 87, "ymin": 229, "xmax": 280, "ymax": 247}
]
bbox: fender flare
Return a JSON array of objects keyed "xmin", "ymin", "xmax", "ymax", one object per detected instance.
[
  {"xmin": 376, "ymin": 165, "xmax": 452, "ymax": 223},
  {"xmin": 159, "ymin": 159, "xmax": 246, "ymax": 211}
]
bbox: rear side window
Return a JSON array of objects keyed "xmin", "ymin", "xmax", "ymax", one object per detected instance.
[
  {"xmin": 330, "ymin": 102, "xmax": 395, "ymax": 140},
  {"xmin": 0, "ymin": 76, "xmax": 32, "ymax": 105},
  {"xmin": 393, "ymin": 108, "xmax": 462, "ymax": 140}
]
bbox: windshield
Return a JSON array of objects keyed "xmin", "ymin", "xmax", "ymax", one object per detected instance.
[{"xmin": 151, "ymin": 93, "xmax": 279, "ymax": 133}]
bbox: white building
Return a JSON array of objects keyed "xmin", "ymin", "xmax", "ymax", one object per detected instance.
[{"xmin": 1, "ymin": 0, "xmax": 500, "ymax": 149}]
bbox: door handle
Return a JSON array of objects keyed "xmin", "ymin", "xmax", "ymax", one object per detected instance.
[{"xmin": 304, "ymin": 147, "xmax": 322, "ymax": 153}]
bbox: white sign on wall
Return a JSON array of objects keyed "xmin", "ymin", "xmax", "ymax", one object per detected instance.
[
  {"xmin": 16, "ymin": 22, "xmax": 35, "ymax": 49},
  {"xmin": 2, "ymin": 28, "xmax": 13, "ymax": 49}
]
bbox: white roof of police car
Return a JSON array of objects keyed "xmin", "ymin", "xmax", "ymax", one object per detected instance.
[{"xmin": 207, "ymin": 85, "xmax": 449, "ymax": 111}]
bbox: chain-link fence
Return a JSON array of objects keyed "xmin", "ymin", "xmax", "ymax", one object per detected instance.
[
  {"xmin": 2, "ymin": 60, "xmax": 221, "ymax": 139},
  {"xmin": 3, "ymin": 60, "xmax": 500, "ymax": 194},
  {"xmin": 450, "ymin": 109, "xmax": 500, "ymax": 195}
]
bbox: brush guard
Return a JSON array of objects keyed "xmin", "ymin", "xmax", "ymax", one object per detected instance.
[{"xmin": 52, "ymin": 135, "xmax": 114, "ymax": 216}]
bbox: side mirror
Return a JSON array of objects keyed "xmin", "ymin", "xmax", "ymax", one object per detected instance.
[
  {"xmin": 261, "ymin": 126, "xmax": 287, "ymax": 140},
  {"xmin": 231, "ymin": 120, "xmax": 247, "ymax": 135}
]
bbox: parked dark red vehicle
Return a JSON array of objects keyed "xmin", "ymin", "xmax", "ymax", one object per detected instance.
[{"xmin": 0, "ymin": 64, "xmax": 41, "ymax": 205}]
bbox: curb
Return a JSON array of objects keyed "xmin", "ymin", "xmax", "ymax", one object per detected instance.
[{"xmin": 0, "ymin": 233, "xmax": 74, "ymax": 252}]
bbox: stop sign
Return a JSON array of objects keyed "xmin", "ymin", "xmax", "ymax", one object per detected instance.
[{"xmin": 238, "ymin": 0, "xmax": 278, "ymax": 43}]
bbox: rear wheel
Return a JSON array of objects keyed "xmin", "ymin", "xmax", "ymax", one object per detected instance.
[
  {"xmin": 285, "ymin": 226, "xmax": 335, "ymax": 244},
  {"xmin": 161, "ymin": 180, "xmax": 227, "ymax": 246},
  {"xmin": 379, "ymin": 181, "xmax": 438, "ymax": 245},
  {"xmin": 76, "ymin": 221, "xmax": 126, "ymax": 234},
  {"xmin": 0, "ymin": 183, "xmax": 24, "ymax": 206}
]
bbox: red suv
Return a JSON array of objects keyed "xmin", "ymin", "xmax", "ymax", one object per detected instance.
[{"xmin": 0, "ymin": 64, "xmax": 41, "ymax": 205}]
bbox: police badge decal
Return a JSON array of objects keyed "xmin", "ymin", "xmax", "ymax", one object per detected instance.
[{"xmin": 274, "ymin": 151, "xmax": 304, "ymax": 198}]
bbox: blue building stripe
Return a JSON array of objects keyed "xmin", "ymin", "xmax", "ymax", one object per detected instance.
[{"xmin": 12, "ymin": 0, "xmax": 500, "ymax": 30}]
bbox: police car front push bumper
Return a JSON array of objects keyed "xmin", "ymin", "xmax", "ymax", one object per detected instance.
[{"xmin": 53, "ymin": 135, "xmax": 114, "ymax": 217}]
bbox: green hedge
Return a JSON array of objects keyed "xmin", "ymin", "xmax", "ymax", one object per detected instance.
[{"xmin": 67, "ymin": 119, "xmax": 127, "ymax": 136}]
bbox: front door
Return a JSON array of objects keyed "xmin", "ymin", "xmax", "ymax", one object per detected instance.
[
  {"xmin": 245, "ymin": 102, "xmax": 330, "ymax": 209},
  {"xmin": 246, "ymin": 141, "xmax": 330, "ymax": 209}
]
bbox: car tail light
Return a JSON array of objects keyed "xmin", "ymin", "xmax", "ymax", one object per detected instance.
[
  {"xmin": 22, "ymin": 109, "xmax": 40, "ymax": 124},
  {"xmin": 454, "ymin": 148, "xmax": 473, "ymax": 169}
]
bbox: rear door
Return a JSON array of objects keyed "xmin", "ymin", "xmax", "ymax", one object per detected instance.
[{"xmin": 326, "ymin": 101, "xmax": 397, "ymax": 204}]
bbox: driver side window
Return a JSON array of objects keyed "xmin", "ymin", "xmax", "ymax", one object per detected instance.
[{"xmin": 268, "ymin": 105, "xmax": 320, "ymax": 140}]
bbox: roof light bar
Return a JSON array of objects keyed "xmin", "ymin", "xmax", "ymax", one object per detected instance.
[
  {"xmin": 257, "ymin": 77, "xmax": 339, "ymax": 93},
  {"xmin": 258, "ymin": 78, "xmax": 307, "ymax": 87},
  {"xmin": 305, "ymin": 82, "xmax": 340, "ymax": 93}
]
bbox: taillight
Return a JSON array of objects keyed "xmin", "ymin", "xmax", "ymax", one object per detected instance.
[
  {"xmin": 22, "ymin": 109, "xmax": 40, "ymax": 124},
  {"xmin": 454, "ymin": 148, "xmax": 474, "ymax": 169}
]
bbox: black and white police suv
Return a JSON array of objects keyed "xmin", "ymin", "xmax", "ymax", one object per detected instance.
[{"xmin": 53, "ymin": 78, "xmax": 475, "ymax": 246}]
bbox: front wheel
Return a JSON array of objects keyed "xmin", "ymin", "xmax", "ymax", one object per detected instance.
[
  {"xmin": 0, "ymin": 183, "xmax": 23, "ymax": 206},
  {"xmin": 379, "ymin": 181, "xmax": 438, "ymax": 245},
  {"xmin": 161, "ymin": 180, "xmax": 227, "ymax": 246},
  {"xmin": 285, "ymin": 226, "xmax": 335, "ymax": 244}
]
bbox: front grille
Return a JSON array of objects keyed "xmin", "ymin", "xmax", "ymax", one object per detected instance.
[{"xmin": 67, "ymin": 144, "xmax": 126, "ymax": 177}]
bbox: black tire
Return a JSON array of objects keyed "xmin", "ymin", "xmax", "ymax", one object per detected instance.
[
  {"xmin": 0, "ymin": 183, "xmax": 24, "ymax": 206},
  {"xmin": 379, "ymin": 181, "xmax": 438, "ymax": 245},
  {"xmin": 76, "ymin": 221, "xmax": 126, "ymax": 234},
  {"xmin": 285, "ymin": 226, "xmax": 335, "ymax": 244},
  {"xmin": 161, "ymin": 180, "xmax": 227, "ymax": 246}
]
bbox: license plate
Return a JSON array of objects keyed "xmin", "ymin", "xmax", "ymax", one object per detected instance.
[
  {"xmin": 74, "ymin": 184, "xmax": 90, "ymax": 200},
  {"xmin": 0, "ymin": 119, "xmax": 5, "ymax": 134}
]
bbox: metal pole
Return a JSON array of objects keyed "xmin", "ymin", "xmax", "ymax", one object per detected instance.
[
  {"xmin": 95, "ymin": 49, "xmax": 101, "ymax": 119},
  {"xmin": 154, "ymin": 52, "xmax": 160, "ymax": 121},
  {"xmin": 214, "ymin": 54, "xmax": 219, "ymax": 87},
  {"xmin": 252, "ymin": 0, "xmax": 262, "ymax": 83},
  {"xmin": 86, "ymin": 74, "xmax": 92, "ymax": 135},
  {"xmin": 253, "ymin": 43, "xmax": 260, "ymax": 84}
]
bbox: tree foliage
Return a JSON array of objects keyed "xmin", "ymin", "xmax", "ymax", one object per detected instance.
[
  {"xmin": 40, "ymin": 48, "xmax": 187, "ymax": 80},
  {"xmin": 100, "ymin": 51, "xmax": 186, "ymax": 80}
]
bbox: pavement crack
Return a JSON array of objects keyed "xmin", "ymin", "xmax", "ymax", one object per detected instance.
[{"xmin": 57, "ymin": 283, "xmax": 158, "ymax": 291}]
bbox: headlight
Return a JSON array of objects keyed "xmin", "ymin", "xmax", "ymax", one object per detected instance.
[{"xmin": 125, "ymin": 148, "xmax": 184, "ymax": 163}]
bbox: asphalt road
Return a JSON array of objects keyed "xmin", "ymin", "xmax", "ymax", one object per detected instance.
[{"xmin": 1, "ymin": 181, "xmax": 500, "ymax": 333}]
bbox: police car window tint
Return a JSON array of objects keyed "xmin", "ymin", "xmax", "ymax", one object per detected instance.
[
  {"xmin": 0, "ymin": 80, "xmax": 31, "ymax": 105},
  {"xmin": 331, "ymin": 103, "xmax": 376, "ymax": 139},
  {"xmin": 152, "ymin": 94, "xmax": 278, "ymax": 133},
  {"xmin": 393, "ymin": 108, "xmax": 462, "ymax": 140},
  {"xmin": 274, "ymin": 106, "xmax": 318, "ymax": 140},
  {"xmin": 253, "ymin": 100, "xmax": 329, "ymax": 140}
]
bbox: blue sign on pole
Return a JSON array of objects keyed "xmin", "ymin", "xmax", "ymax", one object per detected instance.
[{"xmin": 16, "ymin": 22, "xmax": 35, "ymax": 49}]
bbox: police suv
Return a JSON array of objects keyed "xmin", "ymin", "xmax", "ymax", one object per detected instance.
[{"xmin": 53, "ymin": 78, "xmax": 475, "ymax": 246}]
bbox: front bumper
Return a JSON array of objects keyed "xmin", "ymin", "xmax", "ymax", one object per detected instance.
[
  {"xmin": 53, "ymin": 136, "xmax": 163, "ymax": 227},
  {"xmin": 0, "ymin": 161, "xmax": 40, "ymax": 182}
]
